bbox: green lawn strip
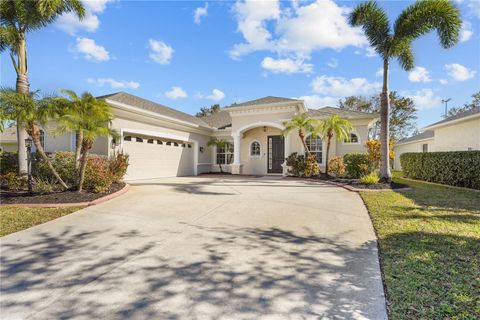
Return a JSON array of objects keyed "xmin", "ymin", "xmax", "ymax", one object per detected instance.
[
  {"xmin": 360, "ymin": 177, "xmax": 480, "ymax": 320},
  {"xmin": 0, "ymin": 206, "xmax": 80, "ymax": 237}
]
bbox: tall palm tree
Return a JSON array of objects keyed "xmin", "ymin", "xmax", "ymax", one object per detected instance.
[
  {"xmin": 207, "ymin": 138, "xmax": 231, "ymax": 174},
  {"xmin": 0, "ymin": 88, "xmax": 68, "ymax": 189},
  {"xmin": 282, "ymin": 113, "xmax": 318, "ymax": 157},
  {"xmin": 58, "ymin": 93, "xmax": 117, "ymax": 192},
  {"xmin": 0, "ymin": 0, "xmax": 85, "ymax": 174},
  {"xmin": 349, "ymin": 0, "xmax": 461, "ymax": 181},
  {"xmin": 312, "ymin": 115, "xmax": 352, "ymax": 175}
]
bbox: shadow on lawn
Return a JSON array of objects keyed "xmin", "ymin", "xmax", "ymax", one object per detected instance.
[{"xmin": 1, "ymin": 224, "xmax": 386, "ymax": 319}]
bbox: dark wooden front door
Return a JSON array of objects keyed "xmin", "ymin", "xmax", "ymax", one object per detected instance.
[{"xmin": 268, "ymin": 135, "xmax": 284, "ymax": 173}]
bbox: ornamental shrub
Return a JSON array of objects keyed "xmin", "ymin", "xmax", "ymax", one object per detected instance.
[
  {"xmin": 35, "ymin": 151, "xmax": 76, "ymax": 186},
  {"xmin": 83, "ymin": 155, "xmax": 112, "ymax": 193},
  {"xmin": 360, "ymin": 172, "xmax": 380, "ymax": 185},
  {"xmin": 304, "ymin": 154, "xmax": 320, "ymax": 177},
  {"xmin": 0, "ymin": 152, "xmax": 18, "ymax": 175},
  {"xmin": 365, "ymin": 139, "xmax": 394, "ymax": 169},
  {"xmin": 109, "ymin": 151, "xmax": 129, "ymax": 183},
  {"xmin": 400, "ymin": 151, "xmax": 480, "ymax": 189},
  {"xmin": 328, "ymin": 156, "xmax": 346, "ymax": 177},
  {"xmin": 1, "ymin": 172, "xmax": 27, "ymax": 190},
  {"xmin": 343, "ymin": 153, "xmax": 370, "ymax": 178},
  {"xmin": 286, "ymin": 152, "xmax": 306, "ymax": 177}
]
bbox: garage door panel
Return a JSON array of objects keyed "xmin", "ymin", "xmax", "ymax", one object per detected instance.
[{"xmin": 123, "ymin": 137, "xmax": 194, "ymax": 180}]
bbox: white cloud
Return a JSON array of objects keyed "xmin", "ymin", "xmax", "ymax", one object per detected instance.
[
  {"xmin": 296, "ymin": 95, "xmax": 339, "ymax": 108},
  {"xmin": 444, "ymin": 63, "xmax": 476, "ymax": 81},
  {"xmin": 439, "ymin": 78, "xmax": 448, "ymax": 85},
  {"xmin": 194, "ymin": 3, "xmax": 208, "ymax": 24},
  {"xmin": 164, "ymin": 86, "xmax": 187, "ymax": 99},
  {"xmin": 404, "ymin": 89, "xmax": 441, "ymax": 110},
  {"xmin": 74, "ymin": 37, "xmax": 110, "ymax": 62},
  {"xmin": 327, "ymin": 58, "xmax": 338, "ymax": 68},
  {"xmin": 56, "ymin": 0, "xmax": 114, "ymax": 35},
  {"xmin": 311, "ymin": 75, "xmax": 381, "ymax": 97},
  {"xmin": 148, "ymin": 39, "xmax": 174, "ymax": 64},
  {"xmin": 375, "ymin": 67, "xmax": 383, "ymax": 77},
  {"xmin": 365, "ymin": 47, "xmax": 377, "ymax": 57},
  {"xmin": 460, "ymin": 21, "xmax": 473, "ymax": 42},
  {"xmin": 87, "ymin": 77, "xmax": 140, "ymax": 89},
  {"xmin": 261, "ymin": 56, "xmax": 313, "ymax": 74},
  {"xmin": 408, "ymin": 66, "xmax": 432, "ymax": 83},
  {"xmin": 198, "ymin": 89, "xmax": 226, "ymax": 101}
]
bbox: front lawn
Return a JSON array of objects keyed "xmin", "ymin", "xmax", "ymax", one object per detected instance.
[
  {"xmin": 360, "ymin": 176, "xmax": 480, "ymax": 319},
  {"xmin": 0, "ymin": 206, "xmax": 80, "ymax": 237}
]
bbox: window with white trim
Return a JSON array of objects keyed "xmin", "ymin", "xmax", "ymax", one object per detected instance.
[
  {"xmin": 305, "ymin": 136, "xmax": 323, "ymax": 164},
  {"xmin": 250, "ymin": 141, "xmax": 260, "ymax": 156},
  {"xmin": 216, "ymin": 145, "xmax": 234, "ymax": 165},
  {"xmin": 39, "ymin": 129, "xmax": 45, "ymax": 149},
  {"xmin": 344, "ymin": 133, "xmax": 359, "ymax": 143}
]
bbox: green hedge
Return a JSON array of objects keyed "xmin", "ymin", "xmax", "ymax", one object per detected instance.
[
  {"xmin": 400, "ymin": 151, "xmax": 480, "ymax": 189},
  {"xmin": 343, "ymin": 152, "xmax": 370, "ymax": 178}
]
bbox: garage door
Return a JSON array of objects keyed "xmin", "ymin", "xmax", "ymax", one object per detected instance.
[{"xmin": 122, "ymin": 134, "xmax": 195, "ymax": 180}]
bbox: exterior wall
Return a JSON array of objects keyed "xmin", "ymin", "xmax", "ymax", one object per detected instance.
[
  {"xmin": 393, "ymin": 139, "xmax": 434, "ymax": 171},
  {"xmin": 240, "ymin": 126, "xmax": 282, "ymax": 175},
  {"xmin": 335, "ymin": 124, "xmax": 369, "ymax": 157},
  {"xmin": 44, "ymin": 132, "xmax": 72, "ymax": 153},
  {"xmin": 0, "ymin": 142, "xmax": 17, "ymax": 152},
  {"xmin": 433, "ymin": 118, "xmax": 480, "ymax": 151}
]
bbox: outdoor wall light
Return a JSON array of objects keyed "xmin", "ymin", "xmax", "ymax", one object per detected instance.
[
  {"xmin": 199, "ymin": 146, "xmax": 204, "ymax": 153},
  {"xmin": 263, "ymin": 126, "xmax": 267, "ymax": 132},
  {"xmin": 24, "ymin": 137, "xmax": 33, "ymax": 149}
]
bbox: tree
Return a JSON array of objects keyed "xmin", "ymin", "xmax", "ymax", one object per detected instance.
[
  {"xmin": 0, "ymin": 88, "xmax": 68, "ymax": 189},
  {"xmin": 447, "ymin": 91, "xmax": 480, "ymax": 117},
  {"xmin": 207, "ymin": 138, "xmax": 231, "ymax": 173},
  {"xmin": 0, "ymin": 0, "xmax": 85, "ymax": 174},
  {"xmin": 339, "ymin": 91, "xmax": 417, "ymax": 142},
  {"xmin": 196, "ymin": 104, "xmax": 221, "ymax": 117},
  {"xmin": 312, "ymin": 115, "xmax": 352, "ymax": 175},
  {"xmin": 282, "ymin": 114, "xmax": 318, "ymax": 157},
  {"xmin": 349, "ymin": 0, "xmax": 461, "ymax": 181},
  {"xmin": 57, "ymin": 92, "xmax": 116, "ymax": 192}
]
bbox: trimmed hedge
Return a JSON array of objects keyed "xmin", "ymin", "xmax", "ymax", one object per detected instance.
[
  {"xmin": 400, "ymin": 151, "xmax": 480, "ymax": 189},
  {"xmin": 343, "ymin": 152, "xmax": 370, "ymax": 178}
]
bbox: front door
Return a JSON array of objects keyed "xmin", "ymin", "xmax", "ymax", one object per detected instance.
[{"xmin": 268, "ymin": 135, "xmax": 284, "ymax": 173}]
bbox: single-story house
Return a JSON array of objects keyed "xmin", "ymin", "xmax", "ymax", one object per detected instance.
[
  {"xmin": 394, "ymin": 108, "xmax": 480, "ymax": 170},
  {"xmin": 0, "ymin": 126, "xmax": 18, "ymax": 153},
  {"xmin": 2, "ymin": 92, "xmax": 379, "ymax": 180}
]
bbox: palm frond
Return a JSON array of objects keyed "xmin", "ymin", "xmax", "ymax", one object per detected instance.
[{"xmin": 391, "ymin": 39, "xmax": 415, "ymax": 71}]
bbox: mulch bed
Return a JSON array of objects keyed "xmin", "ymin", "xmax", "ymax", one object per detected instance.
[
  {"xmin": 0, "ymin": 182, "xmax": 125, "ymax": 204},
  {"xmin": 287, "ymin": 175, "xmax": 409, "ymax": 191}
]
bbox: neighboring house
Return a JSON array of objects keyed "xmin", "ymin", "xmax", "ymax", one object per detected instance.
[
  {"xmin": 7, "ymin": 93, "xmax": 379, "ymax": 180},
  {"xmin": 394, "ymin": 108, "xmax": 480, "ymax": 170},
  {"xmin": 0, "ymin": 126, "xmax": 20, "ymax": 153}
]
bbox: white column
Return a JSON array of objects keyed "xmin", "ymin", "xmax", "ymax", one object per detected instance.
[
  {"xmin": 282, "ymin": 133, "xmax": 291, "ymax": 176},
  {"xmin": 233, "ymin": 133, "xmax": 241, "ymax": 165}
]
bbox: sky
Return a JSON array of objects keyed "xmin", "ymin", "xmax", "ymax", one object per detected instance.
[{"xmin": 1, "ymin": 0, "xmax": 479, "ymax": 130}]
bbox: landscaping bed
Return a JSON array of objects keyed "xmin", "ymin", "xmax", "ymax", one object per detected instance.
[
  {"xmin": 0, "ymin": 182, "xmax": 125, "ymax": 205},
  {"xmin": 325, "ymin": 177, "xmax": 409, "ymax": 190}
]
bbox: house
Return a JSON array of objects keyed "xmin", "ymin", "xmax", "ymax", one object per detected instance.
[
  {"xmin": 0, "ymin": 126, "xmax": 19, "ymax": 153},
  {"xmin": 394, "ymin": 108, "xmax": 480, "ymax": 170},
  {"xmin": 5, "ymin": 93, "xmax": 379, "ymax": 180}
]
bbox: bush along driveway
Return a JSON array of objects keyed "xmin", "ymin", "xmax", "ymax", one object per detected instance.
[{"xmin": 360, "ymin": 176, "xmax": 480, "ymax": 320}]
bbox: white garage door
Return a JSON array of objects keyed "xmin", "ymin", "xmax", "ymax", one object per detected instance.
[{"xmin": 122, "ymin": 135, "xmax": 195, "ymax": 180}]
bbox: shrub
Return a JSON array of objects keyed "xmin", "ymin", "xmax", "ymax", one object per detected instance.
[
  {"xmin": 33, "ymin": 178, "xmax": 56, "ymax": 193},
  {"xmin": 344, "ymin": 153, "xmax": 370, "ymax": 178},
  {"xmin": 304, "ymin": 154, "xmax": 320, "ymax": 177},
  {"xmin": 0, "ymin": 152, "xmax": 18, "ymax": 175},
  {"xmin": 328, "ymin": 156, "xmax": 345, "ymax": 177},
  {"xmin": 35, "ymin": 151, "xmax": 76, "ymax": 186},
  {"xmin": 401, "ymin": 151, "xmax": 480, "ymax": 189},
  {"xmin": 109, "ymin": 151, "xmax": 129, "ymax": 183},
  {"xmin": 83, "ymin": 155, "xmax": 112, "ymax": 193},
  {"xmin": 366, "ymin": 139, "xmax": 394, "ymax": 169},
  {"xmin": 1, "ymin": 172, "xmax": 26, "ymax": 190},
  {"xmin": 286, "ymin": 152, "xmax": 306, "ymax": 177},
  {"xmin": 360, "ymin": 172, "xmax": 380, "ymax": 185}
]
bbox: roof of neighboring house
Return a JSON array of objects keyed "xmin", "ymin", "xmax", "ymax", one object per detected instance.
[
  {"xmin": 225, "ymin": 96, "xmax": 300, "ymax": 108},
  {"xmin": 98, "ymin": 92, "xmax": 211, "ymax": 128},
  {"xmin": 0, "ymin": 126, "xmax": 17, "ymax": 143},
  {"xmin": 396, "ymin": 130, "xmax": 435, "ymax": 145},
  {"xmin": 423, "ymin": 107, "xmax": 480, "ymax": 130},
  {"xmin": 308, "ymin": 107, "xmax": 379, "ymax": 119}
]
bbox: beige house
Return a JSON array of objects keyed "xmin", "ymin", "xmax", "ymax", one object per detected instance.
[
  {"xmin": 394, "ymin": 108, "xmax": 480, "ymax": 170},
  {"xmin": 0, "ymin": 126, "xmax": 19, "ymax": 153},
  {"xmin": 2, "ymin": 93, "xmax": 379, "ymax": 180}
]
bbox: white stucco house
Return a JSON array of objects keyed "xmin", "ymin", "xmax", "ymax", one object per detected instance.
[
  {"xmin": 2, "ymin": 93, "xmax": 379, "ymax": 180},
  {"xmin": 394, "ymin": 108, "xmax": 480, "ymax": 170}
]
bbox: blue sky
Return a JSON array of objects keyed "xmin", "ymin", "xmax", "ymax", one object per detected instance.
[{"xmin": 1, "ymin": 0, "xmax": 479, "ymax": 130}]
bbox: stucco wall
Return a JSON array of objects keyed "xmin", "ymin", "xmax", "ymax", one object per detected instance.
[
  {"xmin": 393, "ymin": 139, "xmax": 434, "ymax": 171},
  {"xmin": 240, "ymin": 126, "xmax": 282, "ymax": 175},
  {"xmin": 433, "ymin": 118, "xmax": 480, "ymax": 151},
  {"xmin": 0, "ymin": 143, "xmax": 17, "ymax": 153},
  {"xmin": 335, "ymin": 125, "xmax": 369, "ymax": 157}
]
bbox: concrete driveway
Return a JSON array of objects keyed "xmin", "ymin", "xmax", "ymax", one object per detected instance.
[{"xmin": 1, "ymin": 176, "xmax": 387, "ymax": 320}]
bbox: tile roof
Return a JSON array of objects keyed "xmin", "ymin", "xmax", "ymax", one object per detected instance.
[
  {"xmin": 308, "ymin": 107, "xmax": 379, "ymax": 119},
  {"xmin": 424, "ymin": 107, "xmax": 480, "ymax": 128},
  {"xmin": 98, "ymin": 92, "xmax": 211, "ymax": 128},
  {"xmin": 226, "ymin": 96, "xmax": 300, "ymax": 108},
  {"xmin": 397, "ymin": 130, "xmax": 434, "ymax": 144}
]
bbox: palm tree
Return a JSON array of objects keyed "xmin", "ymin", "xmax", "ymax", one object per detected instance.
[
  {"xmin": 0, "ymin": 0, "xmax": 85, "ymax": 174},
  {"xmin": 0, "ymin": 88, "xmax": 68, "ymax": 189},
  {"xmin": 349, "ymin": 0, "xmax": 461, "ymax": 181},
  {"xmin": 58, "ymin": 93, "xmax": 117, "ymax": 192},
  {"xmin": 282, "ymin": 113, "xmax": 318, "ymax": 157},
  {"xmin": 207, "ymin": 138, "xmax": 231, "ymax": 174},
  {"xmin": 312, "ymin": 115, "xmax": 352, "ymax": 175}
]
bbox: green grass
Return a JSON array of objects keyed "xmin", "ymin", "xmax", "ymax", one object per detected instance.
[
  {"xmin": 360, "ymin": 175, "xmax": 480, "ymax": 320},
  {"xmin": 0, "ymin": 206, "xmax": 80, "ymax": 237}
]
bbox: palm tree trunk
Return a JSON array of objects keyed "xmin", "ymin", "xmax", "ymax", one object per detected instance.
[
  {"xmin": 380, "ymin": 59, "xmax": 392, "ymax": 181},
  {"xmin": 299, "ymin": 131, "xmax": 310, "ymax": 157},
  {"xmin": 75, "ymin": 130, "xmax": 83, "ymax": 170},
  {"xmin": 15, "ymin": 34, "xmax": 29, "ymax": 175},
  {"xmin": 77, "ymin": 142, "xmax": 91, "ymax": 192},
  {"xmin": 30, "ymin": 125, "xmax": 69, "ymax": 190},
  {"xmin": 325, "ymin": 133, "xmax": 332, "ymax": 175}
]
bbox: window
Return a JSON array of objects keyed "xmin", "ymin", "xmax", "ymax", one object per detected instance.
[
  {"xmin": 147, "ymin": 139, "xmax": 154, "ymax": 144},
  {"xmin": 182, "ymin": 143, "xmax": 186, "ymax": 148},
  {"xmin": 166, "ymin": 141, "xmax": 172, "ymax": 146},
  {"xmin": 157, "ymin": 140, "xmax": 163, "ymax": 145},
  {"xmin": 344, "ymin": 133, "xmax": 359, "ymax": 143},
  {"xmin": 188, "ymin": 144, "xmax": 192, "ymax": 148},
  {"xmin": 124, "ymin": 135, "xmax": 132, "ymax": 141},
  {"xmin": 422, "ymin": 144, "xmax": 428, "ymax": 153},
  {"xmin": 250, "ymin": 141, "xmax": 260, "ymax": 156},
  {"xmin": 136, "ymin": 137, "xmax": 143, "ymax": 143},
  {"xmin": 174, "ymin": 142, "xmax": 179, "ymax": 147},
  {"xmin": 216, "ymin": 144, "xmax": 234, "ymax": 165},
  {"xmin": 305, "ymin": 135, "xmax": 323, "ymax": 164},
  {"xmin": 39, "ymin": 129, "xmax": 45, "ymax": 149}
]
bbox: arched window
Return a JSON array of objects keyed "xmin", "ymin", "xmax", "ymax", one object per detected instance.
[
  {"xmin": 124, "ymin": 136, "xmax": 132, "ymax": 141},
  {"xmin": 305, "ymin": 135, "xmax": 323, "ymax": 164},
  {"xmin": 344, "ymin": 133, "xmax": 359, "ymax": 143},
  {"xmin": 166, "ymin": 141, "xmax": 172, "ymax": 146},
  {"xmin": 147, "ymin": 139, "xmax": 154, "ymax": 144},
  {"xmin": 157, "ymin": 140, "xmax": 163, "ymax": 145},
  {"xmin": 39, "ymin": 129, "xmax": 45, "ymax": 149},
  {"xmin": 136, "ymin": 137, "xmax": 143, "ymax": 143},
  {"xmin": 250, "ymin": 141, "xmax": 260, "ymax": 156}
]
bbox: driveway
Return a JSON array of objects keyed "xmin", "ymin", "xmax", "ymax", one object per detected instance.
[{"xmin": 1, "ymin": 176, "xmax": 387, "ymax": 320}]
